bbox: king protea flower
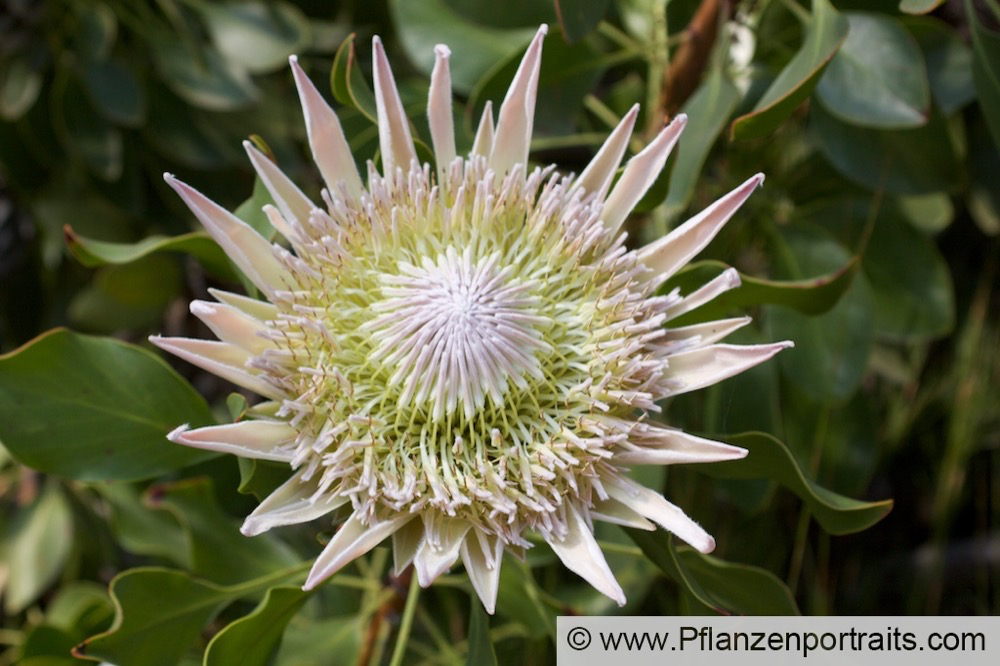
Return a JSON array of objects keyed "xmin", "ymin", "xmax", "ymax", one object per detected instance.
[{"xmin": 151, "ymin": 25, "xmax": 791, "ymax": 611}]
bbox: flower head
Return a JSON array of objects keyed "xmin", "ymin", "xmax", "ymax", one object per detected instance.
[{"xmin": 152, "ymin": 25, "xmax": 791, "ymax": 611}]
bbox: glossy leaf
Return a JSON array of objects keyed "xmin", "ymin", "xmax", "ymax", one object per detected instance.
[
  {"xmin": 810, "ymin": 101, "xmax": 960, "ymax": 194},
  {"xmin": 966, "ymin": 0, "xmax": 1000, "ymax": 149},
  {"xmin": 200, "ymin": 1, "xmax": 310, "ymax": 74},
  {"xmin": 75, "ymin": 569, "xmax": 228, "ymax": 666},
  {"xmin": 147, "ymin": 478, "xmax": 300, "ymax": 585},
  {"xmin": 807, "ymin": 197, "xmax": 955, "ymax": 340},
  {"xmin": 768, "ymin": 224, "xmax": 875, "ymax": 401},
  {"xmin": 664, "ymin": 257, "xmax": 859, "ymax": 325},
  {"xmin": 68, "ymin": 255, "xmax": 184, "ymax": 333},
  {"xmin": 0, "ymin": 329, "xmax": 216, "ymax": 481},
  {"xmin": 204, "ymin": 586, "xmax": 311, "ymax": 666},
  {"xmin": 731, "ymin": 0, "xmax": 848, "ymax": 140},
  {"xmin": 0, "ymin": 51, "xmax": 44, "ymax": 120},
  {"xmin": 58, "ymin": 77, "xmax": 123, "ymax": 181},
  {"xmin": 905, "ymin": 17, "xmax": 976, "ymax": 114},
  {"xmin": 390, "ymin": 0, "xmax": 537, "ymax": 94},
  {"xmin": 0, "ymin": 484, "xmax": 74, "ymax": 614},
  {"xmin": 627, "ymin": 530, "xmax": 799, "ymax": 615},
  {"xmin": 703, "ymin": 432, "xmax": 894, "ymax": 534},
  {"xmin": 151, "ymin": 39, "xmax": 258, "ymax": 111},
  {"xmin": 899, "ymin": 0, "xmax": 945, "ymax": 14},
  {"xmin": 496, "ymin": 559, "xmax": 555, "ymax": 639},
  {"xmin": 816, "ymin": 12, "xmax": 929, "ymax": 128},
  {"xmin": 64, "ymin": 226, "xmax": 237, "ymax": 281},
  {"xmin": 555, "ymin": 0, "xmax": 611, "ymax": 42},
  {"xmin": 81, "ymin": 59, "xmax": 145, "ymax": 127},
  {"xmin": 662, "ymin": 69, "xmax": 741, "ymax": 219},
  {"xmin": 466, "ymin": 601, "xmax": 499, "ymax": 666},
  {"xmin": 330, "ymin": 33, "xmax": 377, "ymax": 123}
]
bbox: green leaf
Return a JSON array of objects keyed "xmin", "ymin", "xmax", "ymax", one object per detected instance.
[
  {"xmin": 702, "ymin": 432, "xmax": 894, "ymax": 534},
  {"xmin": 98, "ymin": 482, "xmax": 192, "ymax": 567},
  {"xmin": 554, "ymin": 0, "xmax": 611, "ymax": 42},
  {"xmin": 67, "ymin": 255, "xmax": 184, "ymax": 334},
  {"xmin": 151, "ymin": 39, "xmax": 259, "ymax": 111},
  {"xmin": 75, "ymin": 2, "xmax": 117, "ymax": 60},
  {"xmin": 237, "ymin": 458, "xmax": 289, "ymax": 501},
  {"xmin": 0, "ymin": 484, "xmax": 74, "ymax": 614},
  {"xmin": 627, "ymin": 530, "xmax": 799, "ymax": 615},
  {"xmin": 815, "ymin": 12, "xmax": 929, "ymax": 128},
  {"xmin": 234, "ymin": 174, "xmax": 278, "ymax": 241},
  {"xmin": 330, "ymin": 33, "xmax": 378, "ymax": 123},
  {"xmin": 19, "ymin": 625, "xmax": 79, "ymax": 664},
  {"xmin": 147, "ymin": 478, "xmax": 300, "ymax": 585},
  {"xmin": 966, "ymin": 0, "xmax": 1000, "ymax": 149},
  {"xmin": 731, "ymin": 0, "xmax": 848, "ymax": 140},
  {"xmin": 45, "ymin": 582, "xmax": 115, "ymax": 637},
  {"xmin": 900, "ymin": 0, "xmax": 945, "ymax": 14},
  {"xmin": 57, "ymin": 76, "xmax": 122, "ymax": 181},
  {"xmin": 968, "ymin": 116, "xmax": 1000, "ymax": 235},
  {"xmin": 768, "ymin": 224, "xmax": 875, "ymax": 401},
  {"xmin": 275, "ymin": 615, "xmax": 362, "ymax": 666},
  {"xmin": 495, "ymin": 559, "xmax": 556, "ymax": 639},
  {"xmin": 662, "ymin": 69, "xmax": 741, "ymax": 219},
  {"xmin": 204, "ymin": 586, "xmax": 311, "ymax": 666},
  {"xmin": 81, "ymin": 59, "xmax": 146, "ymax": 127},
  {"xmin": 904, "ymin": 17, "xmax": 976, "ymax": 114},
  {"xmin": 76, "ymin": 567, "xmax": 307, "ymax": 666},
  {"xmin": 469, "ymin": 28, "xmax": 604, "ymax": 137},
  {"xmin": 466, "ymin": 601, "xmax": 498, "ymax": 666},
  {"xmin": 807, "ymin": 197, "xmax": 955, "ymax": 340},
  {"xmin": 810, "ymin": 101, "xmax": 961, "ymax": 194},
  {"xmin": 74, "ymin": 569, "xmax": 228, "ymax": 666},
  {"xmin": 663, "ymin": 257, "xmax": 859, "ymax": 325},
  {"xmin": 64, "ymin": 226, "xmax": 237, "ymax": 281},
  {"xmin": 389, "ymin": 0, "xmax": 537, "ymax": 94},
  {"xmin": 200, "ymin": 1, "xmax": 310, "ymax": 74},
  {"xmin": 0, "ymin": 329, "xmax": 216, "ymax": 481},
  {"xmin": 0, "ymin": 50, "xmax": 44, "ymax": 120},
  {"xmin": 894, "ymin": 192, "xmax": 954, "ymax": 234}
]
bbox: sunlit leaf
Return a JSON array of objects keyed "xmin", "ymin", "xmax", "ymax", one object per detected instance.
[
  {"xmin": 0, "ymin": 484, "xmax": 74, "ymax": 614},
  {"xmin": 151, "ymin": 39, "xmax": 258, "ymax": 111},
  {"xmin": 64, "ymin": 226, "xmax": 237, "ymax": 281},
  {"xmin": 899, "ymin": 0, "xmax": 946, "ymax": 14},
  {"xmin": 0, "ymin": 329, "xmax": 215, "ymax": 481},
  {"xmin": 815, "ymin": 12, "xmax": 929, "ymax": 128},
  {"xmin": 731, "ymin": 0, "xmax": 848, "ymax": 140},
  {"xmin": 204, "ymin": 586, "xmax": 311, "ymax": 666},
  {"xmin": 0, "ymin": 50, "xmax": 44, "ymax": 120},
  {"xmin": 200, "ymin": 1, "xmax": 310, "ymax": 74}
]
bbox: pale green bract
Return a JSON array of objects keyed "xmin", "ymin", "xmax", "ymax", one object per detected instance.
[{"xmin": 150, "ymin": 25, "xmax": 791, "ymax": 612}]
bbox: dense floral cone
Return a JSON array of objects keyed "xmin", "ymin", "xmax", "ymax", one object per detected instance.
[{"xmin": 151, "ymin": 25, "xmax": 792, "ymax": 612}]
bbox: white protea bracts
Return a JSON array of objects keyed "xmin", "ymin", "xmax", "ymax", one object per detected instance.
[{"xmin": 152, "ymin": 25, "xmax": 792, "ymax": 611}]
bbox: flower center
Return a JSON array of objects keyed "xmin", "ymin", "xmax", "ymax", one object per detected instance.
[{"xmin": 365, "ymin": 246, "xmax": 552, "ymax": 421}]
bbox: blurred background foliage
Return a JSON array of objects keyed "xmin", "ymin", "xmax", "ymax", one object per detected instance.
[{"xmin": 0, "ymin": 0, "xmax": 998, "ymax": 664}]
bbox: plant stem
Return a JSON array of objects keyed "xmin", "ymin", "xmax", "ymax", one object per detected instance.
[{"xmin": 388, "ymin": 573, "xmax": 421, "ymax": 666}]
